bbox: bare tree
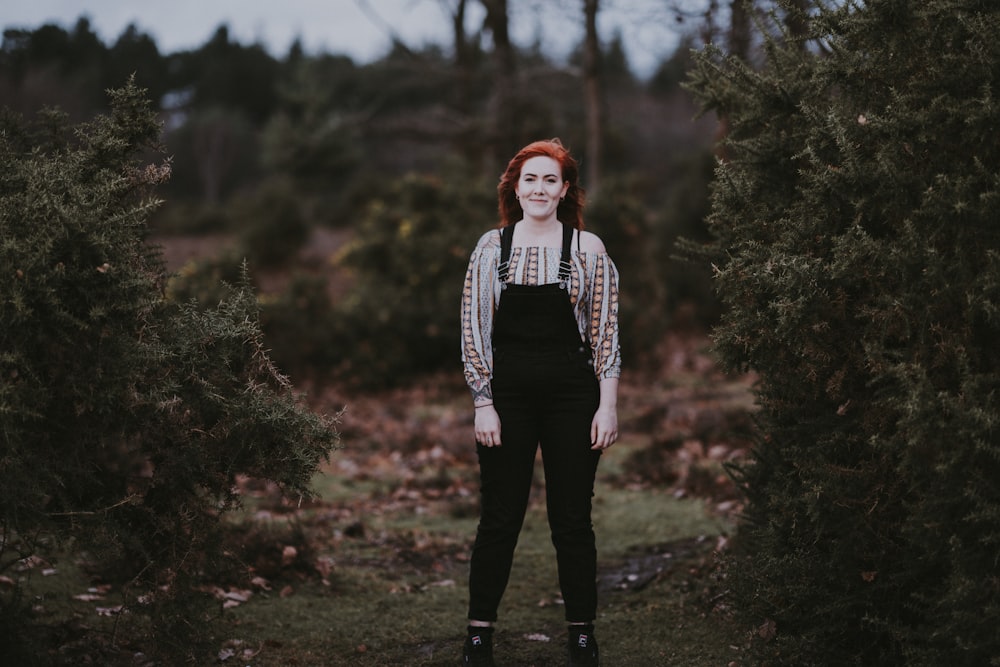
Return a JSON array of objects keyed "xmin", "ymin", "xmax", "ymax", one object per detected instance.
[
  {"xmin": 481, "ymin": 0, "xmax": 519, "ymax": 164},
  {"xmin": 438, "ymin": 0, "xmax": 476, "ymax": 108},
  {"xmin": 729, "ymin": 0, "xmax": 752, "ymax": 61},
  {"xmin": 354, "ymin": 0, "xmax": 417, "ymax": 55},
  {"xmin": 582, "ymin": 0, "xmax": 604, "ymax": 195},
  {"xmin": 191, "ymin": 109, "xmax": 241, "ymax": 204}
]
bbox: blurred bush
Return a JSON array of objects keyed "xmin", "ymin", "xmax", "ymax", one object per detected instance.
[
  {"xmin": 587, "ymin": 176, "xmax": 665, "ymax": 365},
  {"xmin": 258, "ymin": 272, "xmax": 339, "ymax": 381},
  {"xmin": 588, "ymin": 155, "xmax": 718, "ymax": 365},
  {"xmin": 328, "ymin": 169, "xmax": 493, "ymax": 388},
  {"xmin": 233, "ymin": 176, "xmax": 311, "ymax": 267}
]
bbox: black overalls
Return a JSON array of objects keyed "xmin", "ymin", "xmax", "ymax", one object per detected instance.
[{"xmin": 468, "ymin": 222, "xmax": 602, "ymax": 624}]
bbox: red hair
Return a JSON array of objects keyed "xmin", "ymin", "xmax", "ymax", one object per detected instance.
[{"xmin": 497, "ymin": 138, "xmax": 585, "ymax": 229}]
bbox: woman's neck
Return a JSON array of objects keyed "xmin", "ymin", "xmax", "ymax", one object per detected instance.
[
  {"xmin": 518, "ymin": 216, "xmax": 559, "ymax": 232},
  {"xmin": 514, "ymin": 217, "xmax": 562, "ymax": 246}
]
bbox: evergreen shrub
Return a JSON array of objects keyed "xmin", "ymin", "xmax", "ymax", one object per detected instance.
[
  {"xmin": 587, "ymin": 176, "xmax": 666, "ymax": 363},
  {"xmin": 0, "ymin": 80, "xmax": 339, "ymax": 663},
  {"xmin": 687, "ymin": 1, "xmax": 1000, "ymax": 664},
  {"xmin": 258, "ymin": 272, "xmax": 340, "ymax": 380},
  {"xmin": 328, "ymin": 169, "xmax": 493, "ymax": 388},
  {"xmin": 233, "ymin": 176, "xmax": 311, "ymax": 267}
]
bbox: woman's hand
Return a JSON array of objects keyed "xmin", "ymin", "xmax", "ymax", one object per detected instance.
[
  {"xmin": 591, "ymin": 377, "xmax": 619, "ymax": 450},
  {"xmin": 475, "ymin": 405, "xmax": 502, "ymax": 447},
  {"xmin": 590, "ymin": 405, "xmax": 618, "ymax": 450}
]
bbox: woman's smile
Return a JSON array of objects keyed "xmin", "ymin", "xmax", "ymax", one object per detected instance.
[{"xmin": 515, "ymin": 155, "xmax": 569, "ymax": 222}]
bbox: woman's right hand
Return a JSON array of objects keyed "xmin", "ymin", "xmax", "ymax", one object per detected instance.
[{"xmin": 474, "ymin": 405, "xmax": 502, "ymax": 447}]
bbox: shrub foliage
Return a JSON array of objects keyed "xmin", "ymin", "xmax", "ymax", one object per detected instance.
[
  {"xmin": 688, "ymin": 1, "xmax": 1000, "ymax": 664},
  {"xmin": 327, "ymin": 170, "xmax": 493, "ymax": 387},
  {"xmin": 0, "ymin": 80, "xmax": 339, "ymax": 662}
]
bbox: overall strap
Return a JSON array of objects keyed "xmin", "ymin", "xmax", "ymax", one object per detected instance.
[
  {"xmin": 498, "ymin": 223, "xmax": 515, "ymax": 283},
  {"xmin": 558, "ymin": 223, "xmax": 574, "ymax": 285}
]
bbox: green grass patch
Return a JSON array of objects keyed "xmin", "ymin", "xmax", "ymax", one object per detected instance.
[
  {"xmin": 10, "ymin": 394, "xmax": 750, "ymax": 665},
  {"xmin": 221, "ymin": 466, "xmax": 741, "ymax": 666}
]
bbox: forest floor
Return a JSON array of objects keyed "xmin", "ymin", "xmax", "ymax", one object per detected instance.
[
  {"xmin": 220, "ymin": 338, "xmax": 753, "ymax": 667},
  {"xmin": 219, "ymin": 333, "xmax": 758, "ymax": 666},
  {"xmin": 21, "ymin": 335, "xmax": 756, "ymax": 667},
  {"xmin": 21, "ymin": 233, "xmax": 758, "ymax": 665}
]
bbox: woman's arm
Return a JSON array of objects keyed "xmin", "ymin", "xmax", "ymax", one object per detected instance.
[
  {"xmin": 583, "ymin": 241, "xmax": 622, "ymax": 384},
  {"xmin": 462, "ymin": 231, "xmax": 503, "ymax": 446},
  {"xmin": 591, "ymin": 377, "xmax": 619, "ymax": 449},
  {"xmin": 461, "ymin": 233, "xmax": 499, "ymax": 403},
  {"xmin": 579, "ymin": 232, "xmax": 621, "ymax": 449}
]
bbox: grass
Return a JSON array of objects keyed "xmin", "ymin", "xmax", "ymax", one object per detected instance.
[
  {"xmin": 12, "ymin": 347, "xmax": 753, "ymax": 665},
  {"xmin": 218, "ymin": 438, "xmax": 743, "ymax": 666}
]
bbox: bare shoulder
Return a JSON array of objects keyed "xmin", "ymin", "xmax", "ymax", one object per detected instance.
[
  {"xmin": 578, "ymin": 230, "xmax": 607, "ymax": 254},
  {"xmin": 476, "ymin": 228, "xmax": 502, "ymax": 250}
]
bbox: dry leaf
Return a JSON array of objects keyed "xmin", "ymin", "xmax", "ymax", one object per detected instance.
[
  {"xmin": 758, "ymin": 618, "xmax": 777, "ymax": 641},
  {"xmin": 281, "ymin": 545, "xmax": 298, "ymax": 566},
  {"xmin": 96, "ymin": 605, "xmax": 124, "ymax": 616}
]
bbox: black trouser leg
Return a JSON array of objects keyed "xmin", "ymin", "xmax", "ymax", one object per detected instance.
[
  {"xmin": 467, "ymin": 347, "xmax": 600, "ymax": 623},
  {"xmin": 467, "ymin": 398, "xmax": 538, "ymax": 622},
  {"xmin": 539, "ymin": 371, "xmax": 601, "ymax": 622}
]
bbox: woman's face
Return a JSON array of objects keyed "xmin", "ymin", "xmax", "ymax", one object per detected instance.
[{"xmin": 515, "ymin": 156, "xmax": 569, "ymax": 222}]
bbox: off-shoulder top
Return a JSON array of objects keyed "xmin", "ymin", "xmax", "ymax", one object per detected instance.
[{"xmin": 460, "ymin": 228, "xmax": 621, "ymax": 397}]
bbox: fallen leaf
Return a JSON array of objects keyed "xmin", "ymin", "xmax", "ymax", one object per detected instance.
[
  {"xmin": 222, "ymin": 589, "xmax": 252, "ymax": 602},
  {"xmin": 314, "ymin": 556, "xmax": 335, "ymax": 579},
  {"xmin": 757, "ymin": 618, "xmax": 777, "ymax": 641},
  {"xmin": 282, "ymin": 545, "xmax": 298, "ymax": 566},
  {"xmin": 96, "ymin": 605, "xmax": 124, "ymax": 616}
]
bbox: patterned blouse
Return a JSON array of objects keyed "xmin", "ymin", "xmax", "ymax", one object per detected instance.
[{"xmin": 461, "ymin": 228, "xmax": 622, "ymax": 397}]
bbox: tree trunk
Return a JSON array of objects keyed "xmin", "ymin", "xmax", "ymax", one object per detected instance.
[
  {"xmin": 582, "ymin": 0, "xmax": 604, "ymax": 196},
  {"xmin": 729, "ymin": 0, "xmax": 752, "ymax": 62},
  {"xmin": 481, "ymin": 0, "xmax": 518, "ymax": 166},
  {"xmin": 448, "ymin": 0, "xmax": 473, "ymax": 114},
  {"xmin": 711, "ymin": 0, "xmax": 758, "ymax": 161}
]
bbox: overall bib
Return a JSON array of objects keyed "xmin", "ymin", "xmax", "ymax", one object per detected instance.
[{"xmin": 468, "ymin": 222, "xmax": 602, "ymax": 624}]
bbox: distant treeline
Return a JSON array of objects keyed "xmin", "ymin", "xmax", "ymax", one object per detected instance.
[
  {"xmin": 1, "ymin": 14, "xmax": 721, "ymax": 386},
  {"xmin": 1, "ymin": 15, "xmax": 710, "ymax": 207}
]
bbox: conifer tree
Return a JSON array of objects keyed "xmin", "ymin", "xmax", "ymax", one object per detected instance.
[
  {"xmin": 0, "ymin": 80, "xmax": 338, "ymax": 662},
  {"xmin": 688, "ymin": 1, "xmax": 1000, "ymax": 663}
]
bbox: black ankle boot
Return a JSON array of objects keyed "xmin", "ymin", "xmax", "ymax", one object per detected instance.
[
  {"xmin": 567, "ymin": 624, "xmax": 599, "ymax": 667},
  {"xmin": 463, "ymin": 626, "xmax": 495, "ymax": 666}
]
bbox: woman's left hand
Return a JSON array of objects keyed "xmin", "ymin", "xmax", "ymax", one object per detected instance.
[{"xmin": 590, "ymin": 405, "xmax": 618, "ymax": 450}]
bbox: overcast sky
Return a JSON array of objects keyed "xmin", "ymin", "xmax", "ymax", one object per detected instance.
[{"xmin": 3, "ymin": 0, "xmax": 684, "ymax": 78}]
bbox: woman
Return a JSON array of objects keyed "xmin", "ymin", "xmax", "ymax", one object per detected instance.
[{"xmin": 460, "ymin": 138, "xmax": 621, "ymax": 667}]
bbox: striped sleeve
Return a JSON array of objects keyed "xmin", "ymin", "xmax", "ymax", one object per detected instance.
[
  {"xmin": 461, "ymin": 231, "xmax": 500, "ymax": 398},
  {"xmin": 587, "ymin": 252, "xmax": 621, "ymax": 379}
]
